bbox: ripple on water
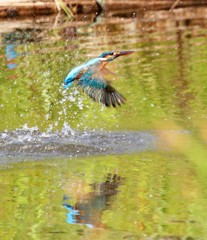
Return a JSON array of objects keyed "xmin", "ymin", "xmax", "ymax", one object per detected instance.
[{"xmin": 0, "ymin": 124, "xmax": 156, "ymax": 162}]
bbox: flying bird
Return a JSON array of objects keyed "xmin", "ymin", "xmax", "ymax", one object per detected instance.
[{"xmin": 64, "ymin": 50, "xmax": 134, "ymax": 107}]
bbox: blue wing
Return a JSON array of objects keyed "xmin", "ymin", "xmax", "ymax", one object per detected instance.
[{"xmin": 78, "ymin": 68, "xmax": 126, "ymax": 107}]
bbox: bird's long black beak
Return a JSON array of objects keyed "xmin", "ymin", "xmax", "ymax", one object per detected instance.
[{"xmin": 115, "ymin": 50, "xmax": 135, "ymax": 57}]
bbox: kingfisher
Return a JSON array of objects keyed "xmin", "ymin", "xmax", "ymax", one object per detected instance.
[{"xmin": 64, "ymin": 50, "xmax": 134, "ymax": 107}]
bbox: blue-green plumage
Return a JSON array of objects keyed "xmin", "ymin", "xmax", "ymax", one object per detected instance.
[
  {"xmin": 64, "ymin": 58, "xmax": 101, "ymax": 88},
  {"xmin": 64, "ymin": 50, "xmax": 134, "ymax": 107}
]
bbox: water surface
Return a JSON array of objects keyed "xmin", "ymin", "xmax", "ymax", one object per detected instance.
[{"xmin": 1, "ymin": 7, "xmax": 207, "ymax": 239}]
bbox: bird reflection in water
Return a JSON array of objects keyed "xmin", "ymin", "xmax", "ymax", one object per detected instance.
[{"xmin": 63, "ymin": 174, "xmax": 122, "ymax": 228}]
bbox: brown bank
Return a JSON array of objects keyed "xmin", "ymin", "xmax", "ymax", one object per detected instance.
[{"xmin": 0, "ymin": 0, "xmax": 207, "ymax": 18}]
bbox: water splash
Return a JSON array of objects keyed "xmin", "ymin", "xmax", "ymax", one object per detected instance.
[
  {"xmin": 61, "ymin": 122, "xmax": 75, "ymax": 136},
  {"xmin": 0, "ymin": 124, "xmax": 156, "ymax": 161}
]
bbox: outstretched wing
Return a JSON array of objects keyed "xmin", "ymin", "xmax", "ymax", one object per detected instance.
[{"xmin": 78, "ymin": 68, "xmax": 126, "ymax": 107}]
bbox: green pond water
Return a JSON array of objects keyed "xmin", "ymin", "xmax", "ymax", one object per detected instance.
[{"xmin": 1, "ymin": 8, "xmax": 207, "ymax": 239}]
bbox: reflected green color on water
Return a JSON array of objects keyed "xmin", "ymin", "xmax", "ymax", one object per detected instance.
[
  {"xmin": 1, "ymin": 7, "xmax": 207, "ymax": 239},
  {"xmin": 1, "ymin": 153, "xmax": 207, "ymax": 239},
  {"xmin": 0, "ymin": 13, "xmax": 207, "ymax": 132}
]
